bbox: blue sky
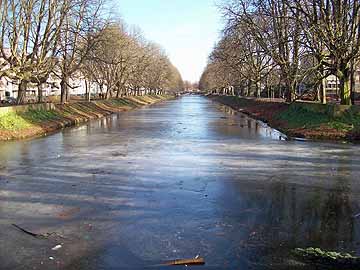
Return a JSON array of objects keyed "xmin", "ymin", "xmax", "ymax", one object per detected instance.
[{"xmin": 113, "ymin": 0, "xmax": 223, "ymax": 82}]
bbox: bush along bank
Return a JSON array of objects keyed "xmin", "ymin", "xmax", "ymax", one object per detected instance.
[
  {"xmin": 0, "ymin": 95, "xmax": 173, "ymax": 141},
  {"xmin": 209, "ymin": 95, "xmax": 360, "ymax": 142}
]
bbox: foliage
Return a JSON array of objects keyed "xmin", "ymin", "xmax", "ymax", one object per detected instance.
[
  {"xmin": 0, "ymin": 113, "xmax": 31, "ymax": 131},
  {"xmin": 277, "ymin": 105, "xmax": 331, "ymax": 129},
  {"xmin": 277, "ymin": 104, "xmax": 360, "ymax": 132},
  {"xmin": 22, "ymin": 110, "xmax": 60, "ymax": 123},
  {"xmin": 294, "ymin": 247, "xmax": 356, "ymax": 260},
  {"xmin": 0, "ymin": 109, "xmax": 60, "ymax": 131},
  {"xmin": 293, "ymin": 247, "xmax": 360, "ymax": 268}
]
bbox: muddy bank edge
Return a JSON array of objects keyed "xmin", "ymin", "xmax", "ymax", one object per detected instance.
[{"xmin": 209, "ymin": 95, "xmax": 360, "ymax": 142}]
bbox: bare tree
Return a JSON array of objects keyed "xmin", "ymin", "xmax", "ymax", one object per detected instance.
[
  {"xmin": 289, "ymin": 0, "xmax": 360, "ymax": 105},
  {"xmin": 83, "ymin": 22, "xmax": 183, "ymax": 98},
  {"xmin": 0, "ymin": 0, "xmax": 70, "ymax": 104},
  {"xmin": 210, "ymin": 23, "xmax": 274, "ymax": 97},
  {"xmin": 57, "ymin": 0, "xmax": 106, "ymax": 104},
  {"xmin": 222, "ymin": 0, "xmax": 305, "ymax": 102}
]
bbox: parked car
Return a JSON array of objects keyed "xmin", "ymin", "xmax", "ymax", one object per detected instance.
[{"xmin": 0, "ymin": 97, "xmax": 17, "ymax": 105}]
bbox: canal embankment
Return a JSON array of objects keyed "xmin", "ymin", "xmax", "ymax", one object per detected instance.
[
  {"xmin": 0, "ymin": 95, "xmax": 173, "ymax": 141},
  {"xmin": 209, "ymin": 95, "xmax": 360, "ymax": 141}
]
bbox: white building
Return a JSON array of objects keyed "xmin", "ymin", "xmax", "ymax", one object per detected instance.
[
  {"xmin": 0, "ymin": 77, "xmax": 16, "ymax": 100},
  {"xmin": 0, "ymin": 73, "xmax": 102, "ymax": 102},
  {"xmin": 325, "ymin": 74, "xmax": 340, "ymax": 92},
  {"xmin": 0, "ymin": 47, "xmax": 102, "ymax": 102},
  {"xmin": 325, "ymin": 69, "xmax": 360, "ymax": 93}
]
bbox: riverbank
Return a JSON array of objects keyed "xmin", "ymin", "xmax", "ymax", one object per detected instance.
[
  {"xmin": 0, "ymin": 95, "xmax": 173, "ymax": 141},
  {"xmin": 209, "ymin": 95, "xmax": 360, "ymax": 141}
]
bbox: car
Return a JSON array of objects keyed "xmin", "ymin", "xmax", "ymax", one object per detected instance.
[
  {"xmin": 0, "ymin": 96, "xmax": 17, "ymax": 105},
  {"xmin": 6, "ymin": 97, "xmax": 17, "ymax": 104}
]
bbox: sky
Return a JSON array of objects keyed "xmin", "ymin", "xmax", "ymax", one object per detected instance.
[{"xmin": 113, "ymin": 0, "xmax": 223, "ymax": 83}]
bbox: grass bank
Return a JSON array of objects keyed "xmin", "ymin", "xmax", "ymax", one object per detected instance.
[
  {"xmin": 209, "ymin": 95, "xmax": 360, "ymax": 141},
  {"xmin": 0, "ymin": 95, "xmax": 173, "ymax": 141}
]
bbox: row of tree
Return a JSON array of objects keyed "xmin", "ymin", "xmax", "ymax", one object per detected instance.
[
  {"xmin": 200, "ymin": 0, "xmax": 360, "ymax": 105},
  {"xmin": 83, "ymin": 23, "xmax": 184, "ymax": 100},
  {"xmin": 0, "ymin": 0, "xmax": 183, "ymax": 104}
]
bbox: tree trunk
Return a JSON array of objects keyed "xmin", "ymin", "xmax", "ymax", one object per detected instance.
[
  {"xmin": 256, "ymin": 73, "xmax": 261, "ymax": 98},
  {"xmin": 247, "ymin": 80, "xmax": 252, "ymax": 96},
  {"xmin": 316, "ymin": 82, "xmax": 321, "ymax": 102},
  {"xmin": 17, "ymin": 80, "xmax": 28, "ymax": 104},
  {"xmin": 85, "ymin": 80, "xmax": 91, "ymax": 102},
  {"xmin": 66, "ymin": 85, "xmax": 70, "ymax": 102},
  {"xmin": 285, "ymin": 81, "xmax": 295, "ymax": 103},
  {"xmin": 279, "ymin": 85, "xmax": 282, "ymax": 99},
  {"xmin": 105, "ymin": 87, "xmax": 111, "ymax": 99},
  {"xmin": 350, "ymin": 60, "xmax": 356, "ymax": 105},
  {"xmin": 339, "ymin": 70, "xmax": 352, "ymax": 105},
  {"xmin": 278, "ymin": 75, "xmax": 283, "ymax": 99},
  {"xmin": 37, "ymin": 83, "xmax": 43, "ymax": 103},
  {"xmin": 60, "ymin": 75, "xmax": 69, "ymax": 104},
  {"xmin": 119, "ymin": 86, "xmax": 124, "ymax": 98},
  {"xmin": 321, "ymin": 78, "xmax": 327, "ymax": 104},
  {"xmin": 99, "ymin": 84, "xmax": 104, "ymax": 99}
]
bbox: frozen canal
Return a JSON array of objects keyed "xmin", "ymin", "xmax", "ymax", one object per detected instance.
[{"xmin": 1, "ymin": 96, "xmax": 360, "ymax": 269}]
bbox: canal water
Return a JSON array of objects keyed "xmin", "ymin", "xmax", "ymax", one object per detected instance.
[{"xmin": 0, "ymin": 96, "xmax": 360, "ymax": 269}]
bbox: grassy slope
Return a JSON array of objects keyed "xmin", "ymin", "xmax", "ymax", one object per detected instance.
[
  {"xmin": 210, "ymin": 95, "xmax": 360, "ymax": 141},
  {"xmin": 0, "ymin": 95, "xmax": 173, "ymax": 141}
]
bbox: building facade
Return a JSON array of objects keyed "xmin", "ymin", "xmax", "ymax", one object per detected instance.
[
  {"xmin": 325, "ymin": 67, "xmax": 360, "ymax": 93},
  {"xmin": 0, "ymin": 74, "xmax": 102, "ymax": 102}
]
